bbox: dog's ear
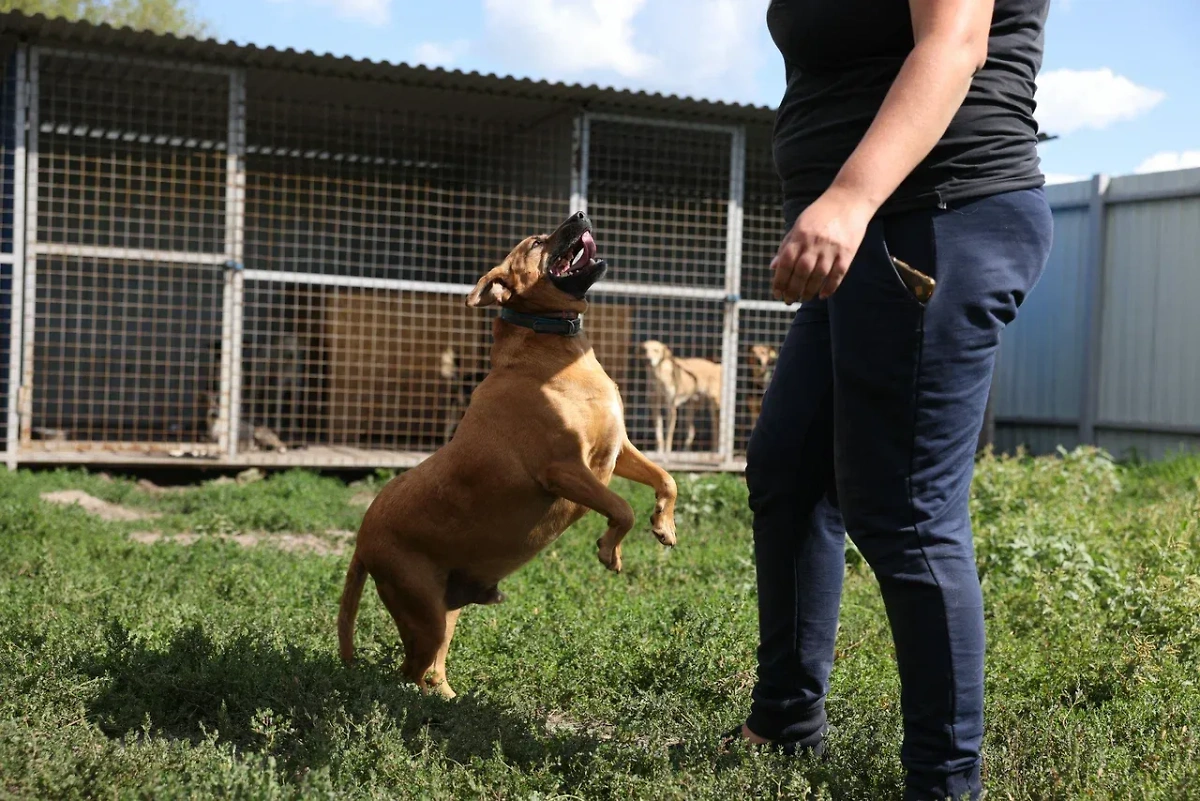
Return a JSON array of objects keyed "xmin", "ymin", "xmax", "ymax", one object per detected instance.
[{"xmin": 466, "ymin": 265, "xmax": 512, "ymax": 308}]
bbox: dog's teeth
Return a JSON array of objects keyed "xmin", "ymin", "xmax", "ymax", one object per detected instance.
[{"xmin": 571, "ymin": 248, "xmax": 585, "ymax": 266}]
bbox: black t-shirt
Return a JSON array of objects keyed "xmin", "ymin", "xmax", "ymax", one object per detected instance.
[{"xmin": 767, "ymin": 0, "xmax": 1050, "ymax": 215}]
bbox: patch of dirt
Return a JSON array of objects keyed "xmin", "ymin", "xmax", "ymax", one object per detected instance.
[
  {"xmin": 127, "ymin": 529, "xmax": 351, "ymax": 556},
  {"xmin": 203, "ymin": 469, "xmax": 266, "ymax": 488},
  {"xmin": 544, "ymin": 710, "xmax": 617, "ymax": 741},
  {"xmin": 236, "ymin": 468, "xmax": 265, "ymax": 485},
  {"xmin": 135, "ymin": 479, "xmax": 186, "ymax": 496},
  {"xmin": 40, "ymin": 490, "xmax": 161, "ymax": 522},
  {"xmin": 349, "ymin": 491, "xmax": 377, "ymax": 508}
]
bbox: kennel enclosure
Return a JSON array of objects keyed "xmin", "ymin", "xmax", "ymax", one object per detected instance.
[{"xmin": 0, "ymin": 13, "xmax": 797, "ymax": 472}]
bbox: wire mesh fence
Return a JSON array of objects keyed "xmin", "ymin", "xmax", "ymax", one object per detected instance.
[
  {"xmin": 31, "ymin": 255, "xmax": 222, "ymax": 446},
  {"xmin": 734, "ymin": 308, "xmax": 790, "ymax": 454},
  {"xmin": 740, "ymin": 128, "xmax": 785, "ymax": 304},
  {"xmin": 21, "ymin": 49, "xmax": 232, "ymax": 457},
  {"xmin": 586, "ymin": 117, "xmax": 731, "ymax": 290},
  {"xmin": 584, "ymin": 115, "xmax": 738, "ymax": 462},
  {"xmin": 8, "ymin": 44, "xmax": 799, "ymax": 470},
  {"xmin": 732, "ymin": 127, "xmax": 791, "ymax": 456},
  {"xmin": 1, "ymin": 46, "xmax": 18, "ymax": 459}
]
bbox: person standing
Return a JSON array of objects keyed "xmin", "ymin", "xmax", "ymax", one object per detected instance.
[{"xmin": 732, "ymin": 1, "xmax": 1054, "ymax": 799}]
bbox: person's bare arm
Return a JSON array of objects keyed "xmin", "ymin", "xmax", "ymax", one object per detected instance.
[{"xmin": 770, "ymin": 0, "xmax": 995, "ymax": 304}]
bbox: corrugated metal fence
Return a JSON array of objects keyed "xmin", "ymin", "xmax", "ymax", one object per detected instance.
[{"xmin": 994, "ymin": 169, "xmax": 1200, "ymax": 460}]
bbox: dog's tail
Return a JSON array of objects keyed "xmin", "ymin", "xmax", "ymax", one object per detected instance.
[{"xmin": 338, "ymin": 555, "xmax": 369, "ymax": 664}]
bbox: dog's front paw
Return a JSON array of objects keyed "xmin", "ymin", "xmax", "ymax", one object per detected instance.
[
  {"xmin": 596, "ymin": 536, "xmax": 623, "ymax": 573},
  {"xmin": 651, "ymin": 513, "xmax": 677, "ymax": 547},
  {"xmin": 652, "ymin": 497, "xmax": 677, "ymax": 547}
]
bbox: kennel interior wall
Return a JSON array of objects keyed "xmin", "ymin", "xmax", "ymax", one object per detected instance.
[{"xmin": 1, "ymin": 33, "xmax": 795, "ymax": 471}]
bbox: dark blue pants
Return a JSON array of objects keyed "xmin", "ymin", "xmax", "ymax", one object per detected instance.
[{"xmin": 744, "ymin": 188, "xmax": 1053, "ymax": 800}]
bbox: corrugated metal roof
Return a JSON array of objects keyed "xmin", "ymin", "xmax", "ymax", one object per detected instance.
[{"xmin": 0, "ymin": 10, "xmax": 777, "ymax": 124}]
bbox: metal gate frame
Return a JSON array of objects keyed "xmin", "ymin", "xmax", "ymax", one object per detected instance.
[
  {"xmin": 15, "ymin": 45, "xmax": 243, "ymax": 464},
  {"xmin": 574, "ymin": 111, "xmax": 748, "ymax": 472},
  {"xmin": 3, "ymin": 45, "xmax": 27, "ymax": 471}
]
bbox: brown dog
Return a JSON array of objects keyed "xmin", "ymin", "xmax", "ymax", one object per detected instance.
[
  {"xmin": 338, "ymin": 212, "xmax": 679, "ymax": 698},
  {"xmin": 746, "ymin": 343, "xmax": 778, "ymax": 423},
  {"xmin": 640, "ymin": 340, "xmax": 722, "ymax": 453}
]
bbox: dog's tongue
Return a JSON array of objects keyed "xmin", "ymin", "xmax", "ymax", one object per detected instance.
[{"xmin": 580, "ymin": 230, "xmax": 596, "ymax": 261}]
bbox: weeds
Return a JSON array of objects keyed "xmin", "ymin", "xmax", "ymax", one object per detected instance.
[{"xmin": 0, "ymin": 448, "xmax": 1198, "ymax": 799}]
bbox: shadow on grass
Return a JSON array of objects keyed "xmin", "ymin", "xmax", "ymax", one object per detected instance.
[{"xmin": 80, "ymin": 620, "xmax": 600, "ymax": 775}]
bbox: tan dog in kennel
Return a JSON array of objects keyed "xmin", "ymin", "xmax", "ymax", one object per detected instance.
[{"xmin": 640, "ymin": 340, "xmax": 722, "ymax": 453}]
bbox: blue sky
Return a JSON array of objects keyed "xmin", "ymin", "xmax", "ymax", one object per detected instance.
[{"xmin": 195, "ymin": 0, "xmax": 1200, "ymax": 183}]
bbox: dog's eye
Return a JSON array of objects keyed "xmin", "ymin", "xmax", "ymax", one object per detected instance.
[{"xmin": 531, "ymin": 238, "xmax": 544, "ymax": 249}]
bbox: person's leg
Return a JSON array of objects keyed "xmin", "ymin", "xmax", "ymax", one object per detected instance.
[
  {"xmin": 743, "ymin": 294, "xmax": 848, "ymax": 750},
  {"xmin": 827, "ymin": 188, "xmax": 1053, "ymax": 800}
]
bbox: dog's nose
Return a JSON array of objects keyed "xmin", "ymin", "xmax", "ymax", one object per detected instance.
[{"xmin": 574, "ymin": 211, "xmax": 585, "ymax": 220}]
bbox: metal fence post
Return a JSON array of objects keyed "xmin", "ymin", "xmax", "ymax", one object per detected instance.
[
  {"xmin": 570, "ymin": 112, "xmax": 589, "ymax": 215},
  {"xmin": 17, "ymin": 47, "xmax": 37, "ymax": 451},
  {"xmin": 219, "ymin": 68, "xmax": 247, "ymax": 460},
  {"xmin": 718, "ymin": 125, "xmax": 746, "ymax": 467},
  {"xmin": 5, "ymin": 45, "xmax": 27, "ymax": 471},
  {"xmin": 1078, "ymin": 173, "xmax": 1110, "ymax": 447}
]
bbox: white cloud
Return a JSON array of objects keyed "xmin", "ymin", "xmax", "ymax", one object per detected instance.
[
  {"xmin": 1135, "ymin": 150, "xmax": 1200, "ymax": 174},
  {"xmin": 629, "ymin": 0, "xmax": 767, "ymax": 101},
  {"xmin": 267, "ymin": 0, "xmax": 391, "ymax": 25},
  {"xmin": 1035, "ymin": 68, "xmax": 1165, "ymax": 136},
  {"xmin": 412, "ymin": 39, "xmax": 470, "ymax": 68},
  {"xmin": 482, "ymin": 0, "xmax": 656, "ymax": 78},
  {"xmin": 477, "ymin": 0, "xmax": 768, "ymax": 103},
  {"xmin": 1043, "ymin": 172, "xmax": 1087, "ymax": 185}
]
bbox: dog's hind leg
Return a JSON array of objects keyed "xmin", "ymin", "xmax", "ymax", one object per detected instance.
[
  {"xmin": 541, "ymin": 462, "xmax": 636, "ymax": 573},
  {"xmin": 373, "ymin": 567, "xmax": 452, "ymax": 697},
  {"xmin": 432, "ymin": 608, "xmax": 462, "ymax": 699},
  {"xmin": 613, "ymin": 440, "xmax": 678, "ymax": 547},
  {"xmin": 683, "ymin": 403, "xmax": 697, "ymax": 450}
]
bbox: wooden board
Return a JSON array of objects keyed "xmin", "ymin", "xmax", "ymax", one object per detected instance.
[
  {"xmin": 586, "ymin": 302, "xmax": 634, "ymax": 395},
  {"xmin": 323, "ymin": 289, "xmax": 490, "ymax": 448}
]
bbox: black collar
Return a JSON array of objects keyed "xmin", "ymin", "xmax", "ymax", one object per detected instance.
[{"xmin": 499, "ymin": 308, "xmax": 583, "ymax": 337}]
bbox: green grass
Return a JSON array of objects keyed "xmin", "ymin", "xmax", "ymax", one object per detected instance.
[{"xmin": 1, "ymin": 448, "xmax": 1198, "ymax": 800}]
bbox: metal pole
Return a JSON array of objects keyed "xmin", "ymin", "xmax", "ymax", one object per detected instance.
[
  {"xmin": 718, "ymin": 126, "xmax": 746, "ymax": 465},
  {"xmin": 570, "ymin": 112, "xmax": 590, "ymax": 216},
  {"xmin": 17, "ymin": 47, "xmax": 38, "ymax": 451},
  {"xmin": 218, "ymin": 68, "xmax": 247, "ymax": 460},
  {"xmin": 1078, "ymin": 173, "xmax": 1110, "ymax": 447},
  {"xmin": 570, "ymin": 113, "xmax": 586, "ymax": 215},
  {"xmin": 5, "ymin": 46, "xmax": 27, "ymax": 470}
]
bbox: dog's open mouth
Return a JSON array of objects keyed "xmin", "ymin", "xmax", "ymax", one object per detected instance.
[
  {"xmin": 549, "ymin": 230, "xmax": 598, "ymax": 278},
  {"xmin": 544, "ymin": 212, "xmax": 608, "ymax": 298}
]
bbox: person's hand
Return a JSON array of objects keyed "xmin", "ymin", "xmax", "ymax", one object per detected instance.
[{"xmin": 770, "ymin": 186, "xmax": 876, "ymax": 304}]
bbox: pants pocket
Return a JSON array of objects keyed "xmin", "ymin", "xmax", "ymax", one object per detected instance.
[{"xmin": 880, "ymin": 214, "xmax": 938, "ymax": 308}]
